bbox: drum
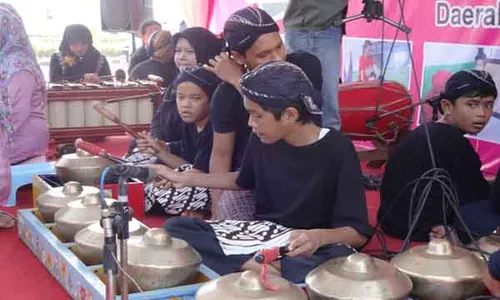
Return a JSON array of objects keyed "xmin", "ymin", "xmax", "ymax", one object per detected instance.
[{"xmin": 339, "ymin": 80, "xmax": 414, "ymax": 143}]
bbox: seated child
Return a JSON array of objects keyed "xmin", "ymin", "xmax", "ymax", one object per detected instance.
[
  {"xmin": 378, "ymin": 70, "xmax": 497, "ymax": 241},
  {"xmin": 150, "ymin": 61, "xmax": 372, "ymax": 283},
  {"xmin": 137, "ymin": 66, "xmax": 220, "ymax": 216}
]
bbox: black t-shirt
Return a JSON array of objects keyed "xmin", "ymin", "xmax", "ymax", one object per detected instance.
[
  {"xmin": 129, "ymin": 59, "xmax": 178, "ymax": 87},
  {"xmin": 236, "ymin": 130, "xmax": 372, "ymax": 236},
  {"xmin": 210, "ymin": 52, "xmax": 323, "ymax": 171},
  {"xmin": 378, "ymin": 122, "xmax": 491, "ymax": 241},
  {"xmin": 210, "ymin": 82, "xmax": 250, "ymax": 171},
  {"xmin": 168, "ymin": 122, "xmax": 213, "ymax": 173}
]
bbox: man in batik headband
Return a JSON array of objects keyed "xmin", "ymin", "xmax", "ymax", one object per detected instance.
[
  {"xmin": 379, "ymin": 69, "xmax": 499, "ymax": 242},
  {"xmin": 152, "ymin": 61, "xmax": 371, "ymax": 283},
  {"xmin": 206, "ymin": 6, "xmax": 326, "ymax": 220}
]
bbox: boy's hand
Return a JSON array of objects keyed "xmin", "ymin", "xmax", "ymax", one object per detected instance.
[
  {"xmin": 204, "ymin": 52, "xmax": 243, "ymax": 89},
  {"xmin": 136, "ymin": 131, "xmax": 156, "ymax": 154},
  {"xmin": 287, "ymin": 229, "xmax": 323, "ymax": 257},
  {"xmin": 147, "ymin": 164, "xmax": 187, "ymax": 189}
]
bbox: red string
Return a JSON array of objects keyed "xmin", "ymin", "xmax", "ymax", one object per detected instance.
[
  {"xmin": 260, "ymin": 263, "xmax": 279, "ymax": 291},
  {"xmin": 256, "ymin": 247, "xmax": 281, "ymax": 291}
]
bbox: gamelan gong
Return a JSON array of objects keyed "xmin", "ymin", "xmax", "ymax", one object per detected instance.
[
  {"xmin": 37, "ymin": 181, "xmax": 100, "ymax": 223},
  {"xmin": 391, "ymin": 238, "xmax": 486, "ymax": 300},
  {"xmin": 196, "ymin": 270, "xmax": 307, "ymax": 300},
  {"xmin": 306, "ymin": 253, "xmax": 412, "ymax": 300}
]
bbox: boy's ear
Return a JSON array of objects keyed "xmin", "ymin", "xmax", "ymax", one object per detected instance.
[
  {"xmin": 230, "ymin": 51, "xmax": 246, "ymax": 66},
  {"xmin": 281, "ymin": 107, "xmax": 300, "ymax": 124},
  {"xmin": 440, "ymin": 98, "xmax": 454, "ymax": 115}
]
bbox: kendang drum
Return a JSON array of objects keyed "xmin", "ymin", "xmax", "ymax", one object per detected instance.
[{"xmin": 339, "ymin": 81, "xmax": 414, "ymax": 144}]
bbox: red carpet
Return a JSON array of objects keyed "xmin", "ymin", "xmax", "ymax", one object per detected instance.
[{"xmin": 0, "ymin": 136, "xmax": 405, "ymax": 299}]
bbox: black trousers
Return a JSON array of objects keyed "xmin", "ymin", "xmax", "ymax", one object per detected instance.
[{"xmin": 165, "ymin": 217, "xmax": 355, "ymax": 283}]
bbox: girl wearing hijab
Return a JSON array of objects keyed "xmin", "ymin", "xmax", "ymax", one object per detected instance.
[
  {"xmin": 129, "ymin": 30, "xmax": 177, "ymax": 87},
  {"xmin": 150, "ymin": 27, "xmax": 224, "ymax": 143},
  {"xmin": 126, "ymin": 27, "xmax": 222, "ymax": 161},
  {"xmin": 49, "ymin": 24, "xmax": 111, "ymax": 83},
  {"xmin": 0, "ymin": 3, "xmax": 49, "ymax": 227}
]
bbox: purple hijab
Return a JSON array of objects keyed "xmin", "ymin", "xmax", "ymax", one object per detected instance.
[{"xmin": 0, "ymin": 3, "xmax": 45, "ymax": 144}]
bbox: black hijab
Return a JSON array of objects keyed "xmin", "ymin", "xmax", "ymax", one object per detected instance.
[{"xmin": 172, "ymin": 27, "xmax": 223, "ymax": 65}]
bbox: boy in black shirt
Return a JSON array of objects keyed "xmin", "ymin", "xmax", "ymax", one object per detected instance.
[
  {"xmin": 378, "ymin": 70, "xmax": 498, "ymax": 241},
  {"xmin": 150, "ymin": 61, "xmax": 371, "ymax": 283},
  {"xmin": 206, "ymin": 7, "xmax": 326, "ymax": 219},
  {"xmin": 206, "ymin": 7, "xmax": 287, "ymax": 219}
]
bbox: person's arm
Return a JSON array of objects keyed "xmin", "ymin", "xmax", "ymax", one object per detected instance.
[
  {"xmin": 7, "ymin": 71, "xmax": 36, "ymax": 135},
  {"xmin": 209, "ymin": 132, "xmax": 235, "ymax": 174},
  {"xmin": 149, "ymin": 164, "xmax": 241, "ymax": 190},
  {"xmin": 156, "ymin": 150, "xmax": 189, "ymax": 169},
  {"xmin": 137, "ymin": 132, "xmax": 187, "ymax": 169},
  {"xmin": 287, "ymin": 227, "xmax": 367, "ymax": 257}
]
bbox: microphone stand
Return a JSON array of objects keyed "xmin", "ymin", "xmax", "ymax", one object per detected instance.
[
  {"xmin": 365, "ymin": 95, "xmax": 441, "ymax": 126},
  {"xmin": 101, "ymin": 203, "xmax": 117, "ymax": 300},
  {"xmin": 336, "ymin": 0, "xmax": 411, "ymax": 34},
  {"xmin": 115, "ymin": 177, "xmax": 130, "ymax": 300},
  {"xmin": 101, "ymin": 175, "xmax": 131, "ymax": 300}
]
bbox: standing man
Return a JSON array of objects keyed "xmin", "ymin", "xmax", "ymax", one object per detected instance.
[
  {"xmin": 284, "ymin": 0, "xmax": 348, "ymax": 130},
  {"xmin": 128, "ymin": 20, "xmax": 161, "ymax": 74}
]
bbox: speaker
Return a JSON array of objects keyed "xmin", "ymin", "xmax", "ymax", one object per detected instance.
[{"xmin": 100, "ymin": 0, "xmax": 154, "ymax": 33}]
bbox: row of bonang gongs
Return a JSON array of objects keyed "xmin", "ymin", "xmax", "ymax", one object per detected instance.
[
  {"xmin": 45, "ymin": 97, "xmax": 153, "ymax": 128},
  {"xmin": 35, "ymin": 181, "xmax": 499, "ymax": 299}
]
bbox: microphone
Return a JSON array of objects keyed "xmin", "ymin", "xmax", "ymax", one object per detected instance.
[
  {"xmin": 110, "ymin": 164, "xmax": 156, "ymax": 183},
  {"xmin": 74, "ymin": 138, "xmax": 127, "ymax": 164}
]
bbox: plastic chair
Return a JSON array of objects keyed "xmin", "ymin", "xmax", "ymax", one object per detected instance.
[{"xmin": 4, "ymin": 162, "xmax": 56, "ymax": 207}]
